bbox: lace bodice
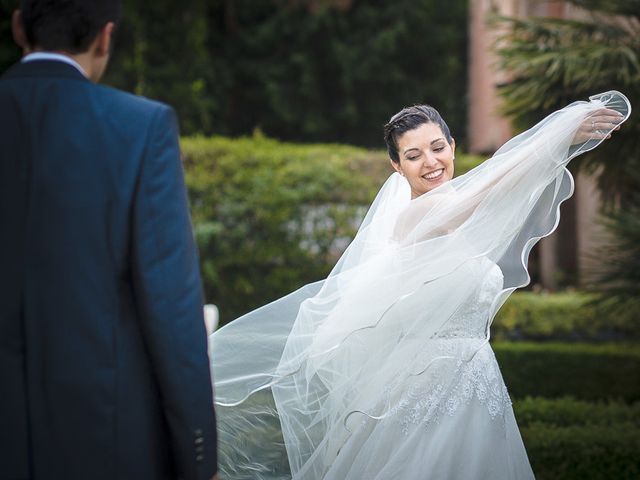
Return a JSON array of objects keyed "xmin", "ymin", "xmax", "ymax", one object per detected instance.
[
  {"xmin": 375, "ymin": 259, "xmax": 511, "ymax": 434},
  {"xmin": 433, "ymin": 258, "xmax": 504, "ymax": 339}
]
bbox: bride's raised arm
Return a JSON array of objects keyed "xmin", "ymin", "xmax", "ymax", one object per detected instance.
[{"xmin": 392, "ymin": 91, "xmax": 630, "ymax": 250}]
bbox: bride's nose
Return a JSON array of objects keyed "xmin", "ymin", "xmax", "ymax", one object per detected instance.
[{"xmin": 423, "ymin": 153, "xmax": 439, "ymax": 167}]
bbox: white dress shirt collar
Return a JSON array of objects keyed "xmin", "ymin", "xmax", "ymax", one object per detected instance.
[{"xmin": 21, "ymin": 52, "xmax": 88, "ymax": 78}]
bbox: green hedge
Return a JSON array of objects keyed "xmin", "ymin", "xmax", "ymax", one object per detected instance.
[
  {"xmin": 182, "ymin": 135, "xmax": 634, "ymax": 332},
  {"xmin": 514, "ymin": 396, "xmax": 640, "ymax": 428},
  {"xmin": 513, "ymin": 398, "xmax": 640, "ymax": 480},
  {"xmin": 183, "ymin": 134, "xmax": 386, "ymax": 324},
  {"xmin": 524, "ymin": 423, "xmax": 639, "ymax": 480},
  {"xmin": 492, "ymin": 291, "xmax": 640, "ymax": 342},
  {"xmin": 182, "ymin": 134, "xmax": 483, "ymax": 324},
  {"xmin": 495, "ymin": 342, "xmax": 640, "ymax": 402}
]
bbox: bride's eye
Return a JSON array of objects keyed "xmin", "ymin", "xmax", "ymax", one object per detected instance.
[
  {"xmin": 407, "ymin": 154, "xmax": 420, "ymax": 161},
  {"xmin": 433, "ymin": 146, "xmax": 445, "ymax": 153}
]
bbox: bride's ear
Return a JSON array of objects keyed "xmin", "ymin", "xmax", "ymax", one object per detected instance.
[
  {"xmin": 451, "ymin": 138, "xmax": 456, "ymax": 159},
  {"xmin": 390, "ymin": 158, "xmax": 403, "ymax": 176}
]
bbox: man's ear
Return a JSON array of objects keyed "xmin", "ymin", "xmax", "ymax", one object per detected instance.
[
  {"xmin": 12, "ymin": 10, "xmax": 29, "ymax": 52},
  {"xmin": 95, "ymin": 22, "xmax": 115, "ymax": 57}
]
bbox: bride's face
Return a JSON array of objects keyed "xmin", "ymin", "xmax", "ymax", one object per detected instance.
[{"xmin": 391, "ymin": 122, "xmax": 456, "ymax": 199}]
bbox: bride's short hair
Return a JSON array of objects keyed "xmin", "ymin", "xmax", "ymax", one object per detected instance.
[{"xmin": 384, "ymin": 105, "xmax": 453, "ymax": 163}]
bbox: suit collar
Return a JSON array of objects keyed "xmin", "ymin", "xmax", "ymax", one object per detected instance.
[
  {"xmin": 2, "ymin": 59, "xmax": 90, "ymax": 82},
  {"xmin": 23, "ymin": 52, "xmax": 88, "ymax": 77}
]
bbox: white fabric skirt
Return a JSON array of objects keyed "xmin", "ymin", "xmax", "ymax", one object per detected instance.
[{"xmin": 318, "ymin": 341, "xmax": 535, "ymax": 480}]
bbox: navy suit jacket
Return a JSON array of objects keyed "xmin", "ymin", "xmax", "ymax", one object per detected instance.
[{"xmin": 0, "ymin": 60, "xmax": 217, "ymax": 479}]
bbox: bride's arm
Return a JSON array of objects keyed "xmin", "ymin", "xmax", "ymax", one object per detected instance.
[{"xmin": 393, "ymin": 102, "xmax": 626, "ymax": 243}]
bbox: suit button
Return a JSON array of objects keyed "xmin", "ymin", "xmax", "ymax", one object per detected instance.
[
  {"xmin": 195, "ymin": 437, "xmax": 204, "ymax": 445},
  {"xmin": 196, "ymin": 454, "xmax": 204, "ymax": 462},
  {"xmin": 194, "ymin": 429, "xmax": 203, "ymax": 436}
]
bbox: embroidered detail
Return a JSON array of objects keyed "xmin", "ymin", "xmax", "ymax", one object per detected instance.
[
  {"xmin": 378, "ymin": 263, "xmax": 511, "ymax": 435},
  {"xmin": 381, "ymin": 343, "xmax": 511, "ymax": 435}
]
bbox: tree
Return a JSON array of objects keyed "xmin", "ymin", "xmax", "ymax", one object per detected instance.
[
  {"xmin": 1, "ymin": 0, "xmax": 469, "ymax": 146},
  {"xmin": 200, "ymin": 0, "xmax": 469, "ymax": 146},
  {"xmin": 494, "ymin": 0, "xmax": 639, "ymax": 204},
  {"xmin": 494, "ymin": 0, "xmax": 640, "ymax": 314},
  {"xmin": 103, "ymin": 0, "xmax": 221, "ymax": 135}
]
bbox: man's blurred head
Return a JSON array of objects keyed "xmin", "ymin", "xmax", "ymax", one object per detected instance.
[{"xmin": 19, "ymin": 0, "xmax": 122, "ymax": 54}]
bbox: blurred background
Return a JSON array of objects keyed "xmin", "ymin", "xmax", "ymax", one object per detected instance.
[{"xmin": 2, "ymin": 0, "xmax": 639, "ymax": 478}]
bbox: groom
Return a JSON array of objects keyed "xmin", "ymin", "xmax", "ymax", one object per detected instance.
[{"xmin": 0, "ymin": 1, "xmax": 218, "ymax": 479}]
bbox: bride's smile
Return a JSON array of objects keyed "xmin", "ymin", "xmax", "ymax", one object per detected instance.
[{"xmin": 389, "ymin": 121, "xmax": 456, "ymax": 199}]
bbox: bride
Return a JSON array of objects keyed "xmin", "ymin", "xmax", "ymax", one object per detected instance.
[{"xmin": 208, "ymin": 91, "xmax": 630, "ymax": 479}]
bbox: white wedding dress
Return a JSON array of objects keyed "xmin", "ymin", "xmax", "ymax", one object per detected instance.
[
  {"xmin": 319, "ymin": 259, "xmax": 532, "ymax": 479},
  {"xmin": 209, "ymin": 91, "xmax": 631, "ymax": 479}
]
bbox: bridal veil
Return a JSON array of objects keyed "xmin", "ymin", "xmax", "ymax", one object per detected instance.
[{"xmin": 208, "ymin": 91, "xmax": 631, "ymax": 479}]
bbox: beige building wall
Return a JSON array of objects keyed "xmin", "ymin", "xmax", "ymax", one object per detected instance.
[{"xmin": 468, "ymin": 0, "xmax": 515, "ymax": 153}]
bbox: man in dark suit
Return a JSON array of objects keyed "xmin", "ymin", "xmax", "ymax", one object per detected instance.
[{"xmin": 0, "ymin": 1, "xmax": 218, "ymax": 478}]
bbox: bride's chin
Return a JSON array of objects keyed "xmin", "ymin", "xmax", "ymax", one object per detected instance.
[{"xmin": 422, "ymin": 177, "xmax": 448, "ymax": 192}]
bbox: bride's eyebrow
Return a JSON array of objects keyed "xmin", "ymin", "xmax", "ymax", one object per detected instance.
[
  {"xmin": 404, "ymin": 147, "xmax": 420, "ymax": 154},
  {"xmin": 403, "ymin": 138, "xmax": 445, "ymax": 155}
]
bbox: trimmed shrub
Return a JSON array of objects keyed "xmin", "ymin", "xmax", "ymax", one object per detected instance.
[
  {"xmin": 493, "ymin": 291, "xmax": 593, "ymax": 341},
  {"xmin": 522, "ymin": 422, "xmax": 640, "ymax": 480},
  {"xmin": 514, "ymin": 396, "xmax": 640, "ymax": 428},
  {"xmin": 183, "ymin": 134, "xmax": 384, "ymax": 324},
  {"xmin": 495, "ymin": 342, "xmax": 640, "ymax": 402},
  {"xmin": 513, "ymin": 397, "xmax": 640, "ymax": 480},
  {"xmin": 182, "ymin": 134, "xmax": 483, "ymax": 325},
  {"xmin": 492, "ymin": 291, "xmax": 640, "ymax": 342}
]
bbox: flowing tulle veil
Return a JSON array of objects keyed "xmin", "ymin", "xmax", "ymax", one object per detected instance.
[{"xmin": 209, "ymin": 91, "xmax": 631, "ymax": 479}]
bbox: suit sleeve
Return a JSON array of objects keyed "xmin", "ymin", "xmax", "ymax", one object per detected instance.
[{"xmin": 131, "ymin": 105, "xmax": 217, "ymax": 480}]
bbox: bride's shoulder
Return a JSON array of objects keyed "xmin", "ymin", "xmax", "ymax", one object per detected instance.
[{"xmin": 391, "ymin": 184, "xmax": 459, "ymax": 242}]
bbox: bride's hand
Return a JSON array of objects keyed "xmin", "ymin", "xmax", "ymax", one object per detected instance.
[{"xmin": 572, "ymin": 108, "xmax": 624, "ymax": 145}]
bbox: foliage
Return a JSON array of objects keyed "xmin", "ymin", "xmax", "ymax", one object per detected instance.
[
  {"xmin": 514, "ymin": 396, "xmax": 640, "ymax": 479},
  {"xmin": 183, "ymin": 133, "xmax": 486, "ymax": 323},
  {"xmin": 493, "ymin": 0, "xmax": 640, "ymax": 324},
  {"xmin": 182, "ymin": 134, "xmax": 385, "ymax": 324},
  {"xmin": 493, "ymin": 2, "xmax": 640, "ymax": 204},
  {"xmin": 183, "ymin": 134, "xmax": 483, "ymax": 325},
  {"xmin": 201, "ymin": 0, "xmax": 469, "ymax": 147},
  {"xmin": 494, "ymin": 341, "xmax": 640, "ymax": 402},
  {"xmin": 588, "ymin": 193, "xmax": 640, "ymax": 327},
  {"xmin": 491, "ymin": 290, "xmax": 640, "ymax": 341},
  {"xmin": 0, "ymin": 0, "xmax": 469, "ymax": 147},
  {"xmin": 104, "ymin": 0, "xmax": 221, "ymax": 135},
  {"xmin": 522, "ymin": 422, "xmax": 640, "ymax": 479},
  {"xmin": 0, "ymin": 0, "xmax": 20, "ymax": 72},
  {"xmin": 514, "ymin": 396, "xmax": 640, "ymax": 427}
]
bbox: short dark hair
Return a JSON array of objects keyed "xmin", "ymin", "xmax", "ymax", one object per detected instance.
[
  {"xmin": 20, "ymin": 0, "xmax": 122, "ymax": 54},
  {"xmin": 383, "ymin": 105, "xmax": 453, "ymax": 164}
]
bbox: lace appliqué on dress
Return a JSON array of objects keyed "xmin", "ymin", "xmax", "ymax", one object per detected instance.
[
  {"xmin": 379, "ymin": 261, "xmax": 511, "ymax": 435},
  {"xmin": 382, "ymin": 343, "xmax": 511, "ymax": 435}
]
